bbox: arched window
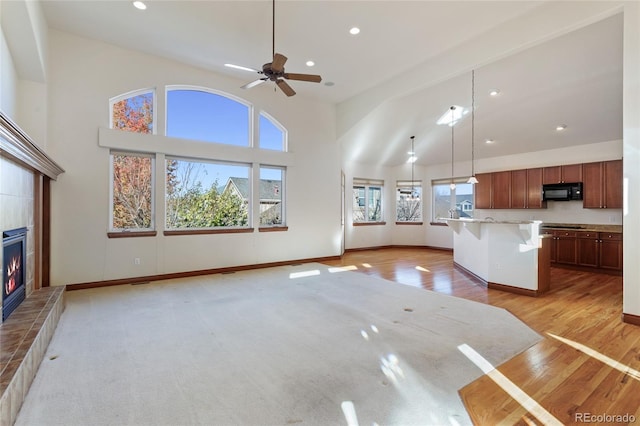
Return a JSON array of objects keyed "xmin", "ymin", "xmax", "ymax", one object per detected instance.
[
  {"xmin": 259, "ymin": 112, "xmax": 286, "ymax": 151},
  {"xmin": 110, "ymin": 89, "xmax": 155, "ymax": 134},
  {"xmin": 166, "ymin": 88, "xmax": 250, "ymax": 146}
]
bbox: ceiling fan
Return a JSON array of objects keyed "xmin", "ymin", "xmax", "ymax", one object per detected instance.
[{"xmin": 224, "ymin": 0, "xmax": 322, "ymax": 97}]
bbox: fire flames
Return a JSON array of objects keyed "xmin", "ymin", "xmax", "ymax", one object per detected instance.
[{"xmin": 5, "ymin": 254, "xmax": 21, "ymax": 296}]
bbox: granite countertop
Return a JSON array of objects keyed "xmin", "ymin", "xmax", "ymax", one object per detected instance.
[
  {"xmin": 444, "ymin": 218, "xmax": 540, "ymax": 225},
  {"xmin": 541, "ymin": 222, "xmax": 623, "ymax": 233}
]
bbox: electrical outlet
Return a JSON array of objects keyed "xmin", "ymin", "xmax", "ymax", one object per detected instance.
[
  {"xmin": 609, "ymin": 215, "xmax": 616, "ymax": 223},
  {"xmin": 134, "ymin": 258, "xmax": 141, "ymax": 265}
]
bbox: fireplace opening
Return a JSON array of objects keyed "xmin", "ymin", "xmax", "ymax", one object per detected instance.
[{"xmin": 3, "ymin": 227, "xmax": 27, "ymax": 322}]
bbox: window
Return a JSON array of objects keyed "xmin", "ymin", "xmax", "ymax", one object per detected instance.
[
  {"xmin": 110, "ymin": 90, "xmax": 154, "ymax": 134},
  {"xmin": 165, "ymin": 158, "xmax": 250, "ymax": 229},
  {"xmin": 353, "ymin": 178, "xmax": 383, "ymax": 223},
  {"xmin": 259, "ymin": 112, "xmax": 286, "ymax": 151},
  {"xmin": 110, "ymin": 152, "xmax": 154, "ymax": 231},
  {"xmin": 166, "ymin": 88, "xmax": 249, "ymax": 146},
  {"xmin": 259, "ymin": 166, "xmax": 285, "ymax": 226},
  {"xmin": 396, "ymin": 180, "xmax": 422, "ymax": 222},
  {"xmin": 432, "ymin": 179, "xmax": 475, "ymax": 222}
]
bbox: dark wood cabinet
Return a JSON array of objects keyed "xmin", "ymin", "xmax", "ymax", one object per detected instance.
[
  {"xmin": 583, "ymin": 160, "xmax": 622, "ymax": 209},
  {"xmin": 577, "ymin": 231, "xmax": 599, "ymax": 268},
  {"xmin": 510, "ymin": 168, "xmax": 545, "ymax": 209},
  {"xmin": 599, "ymin": 232, "xmax": 623, "ymax": 271},
  {"xmin": 474, "ymin": 172, "xmax": 492, "ymax": 209},
  {"xmin": 527, "ymin": 168, "xmax": 545, "ymax": 208},
  {"xmin": 555, "ymin": 231, "xmax": 578, "ymax": 265},
  {"xmin": 492, "ymin": 171, "xmax": 511, "ymax": 209},
  {"xmin": 543, "ymin": 163, "xmax": 582, "ymax": 184},
  {"xmin": 546, "ymin": 228, "xmax": 622, "ymax": 273}
]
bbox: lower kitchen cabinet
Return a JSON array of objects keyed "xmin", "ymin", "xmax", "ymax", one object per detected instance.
[{"xmin": 545, "ymin": 229, "xmax": 623, "ymax": 273}]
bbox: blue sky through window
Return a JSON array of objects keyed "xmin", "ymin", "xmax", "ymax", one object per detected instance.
[{"xmin": 166, "ymin": 90, "xmax": 249, "ymax": 146}]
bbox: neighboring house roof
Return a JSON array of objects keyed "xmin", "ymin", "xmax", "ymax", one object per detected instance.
[{"xmin": 223, "ymin": 177, "xmax": 282, "ymax": 202}]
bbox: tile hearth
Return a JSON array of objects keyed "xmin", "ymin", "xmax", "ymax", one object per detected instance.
[{"xmin": 0, "ymin": 286, "xmax": 65, "ymax": 425}]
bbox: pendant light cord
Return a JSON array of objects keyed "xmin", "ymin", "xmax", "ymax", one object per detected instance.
[
  {"xmin": 451, "ymin": 106, "xmax": 455, "ymax": 183},
  {"xmin": 471, "ymin": 70, "xmax": 475, "ymax": 177}
]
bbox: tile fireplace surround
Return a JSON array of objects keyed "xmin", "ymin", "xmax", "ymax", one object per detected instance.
[{"xmin": 0, "ymin": 286, "xmax": 65, "ymax": 425}]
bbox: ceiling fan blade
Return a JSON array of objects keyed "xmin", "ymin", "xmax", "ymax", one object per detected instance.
[
  {"xmin": 241, "ymin": 79, "xmax": 268, "ymax": 90},
  {"xmin": 225, "ymin": 63, "xmax": 261, "ymax": 73},
  {"xmin": 271, "ymin": 53, "xmax": 288, "ymax": 73},
  {"xmin": 283, "ymin": 73, "xmax": 322, "ymax": 83},
  {"xmin": 276, "ymin": 79, "xmax": 296, "ymax": 97}
]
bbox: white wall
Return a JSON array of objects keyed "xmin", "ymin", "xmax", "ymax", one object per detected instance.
[
  {"xmin": 0, "ymin": 26, "xmax": 17, "ymax": 117},
  {"xmin": 623, "ymin": 3, "xmax": 640, "ymax": 318},
  {"xmin": 47, "ymin": 30, "xmax": 340, "ymax": 285}
]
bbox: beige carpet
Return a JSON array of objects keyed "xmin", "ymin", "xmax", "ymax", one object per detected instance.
[{"xmin": 16, "ymin": 263, "xmax": 540, "ymax": 426}]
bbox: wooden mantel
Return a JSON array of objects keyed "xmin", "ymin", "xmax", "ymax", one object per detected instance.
[{"xmin": 0, "ymin": 111, "xmax": 64, "ymax": 179}]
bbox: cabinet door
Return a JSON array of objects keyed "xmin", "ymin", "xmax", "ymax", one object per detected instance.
[
  {"xmin": 577, "ymin": 232, "xmax": 598, "ymax": 268},
  {"xmin": 527, "ymin": 168, "xmax": 545, "ymax": 208},
  {"xmin": 555, "ymin": 231, "xmax": 578, "ymax": 265},
  {"xmin": 474, "ymin": 173, "xmax": 492, "ymax": 209},
  {"xmin": 543, "ymin": 166, "xmax": 561, "ymax": 184},
  {"xmin": 511, "ymin": 169, "xmax": 527, "ymax": 209},
  {"xmin": 603, "ymin": 160, "xmax": 622, "ymax": 209},
  {"xmin": 492, "ymin": 171, "xmax": 511, "ymax": 208},
  {"xmin": 561, "ymin": 164, "xmax": 583, "ymax": 183},
  {"xmin": 599, "ymin": 233, "xmax": 623, "ymax": 271},
  {"xmin": 582, "ymin": 161, "xmax": 603, "ymax": 208}
]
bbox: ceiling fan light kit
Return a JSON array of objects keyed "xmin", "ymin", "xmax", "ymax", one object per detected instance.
[{"xmin": 229, "ymin": 0, "xmax": 322, "ymax": 97}]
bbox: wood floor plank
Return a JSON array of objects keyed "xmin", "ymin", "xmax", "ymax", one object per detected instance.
[{"xmin": 323, "ymin": 247, "xmax": 639, "ymax": 425}]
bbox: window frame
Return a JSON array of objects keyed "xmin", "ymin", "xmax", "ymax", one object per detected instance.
[
  {"xmin": 108, "ymin": 150, "xmax": 156, "ymax": 236},
  {"xmin": 109, "ymin": 88, "xmax": 156, "ymax": 135},
  {"xmin": 431, "ymin": 177, "xmax": 475, "ymax": 224},
  {"xmin": 164, "ymin": 156, "xmax": 252, "ymax": 231},
  {"xmin": 353, "ymin": 178, "xmax": 385, "ymax": 224},
  {"xmin": 396, "ymin": 180, "xmax": 423, "ymax": 224},
  {"xmin": 165, "ymin": 85, "xmax": 253, "ymax": 147},
  {"xmin": 258, "ymin": 111, "xmax": 287, "ymax": 151},
  {"xmin": 258, "ymin": 165, "xmax": 286, "ymax": 228}
]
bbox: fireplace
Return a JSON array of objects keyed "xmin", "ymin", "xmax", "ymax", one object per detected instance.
[{"xmin": 3, "ymin": 227, "xmax": 27, "ymax": 321}]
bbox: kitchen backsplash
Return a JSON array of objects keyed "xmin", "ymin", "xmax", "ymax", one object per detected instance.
[{"xmin": 475, "ymin": 200, "xmax": 623, "ymax": 225}]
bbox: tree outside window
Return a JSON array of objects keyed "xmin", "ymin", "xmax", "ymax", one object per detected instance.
[
  {"xmin": 111, "ymin": 152, "xmax": 154, "ymax": 230},
  {"xmin": 353, "ymin": 179, "xmax": 383, "ymax": 223},
  {"xmin": 396, "ymin": 181, "xmax": 422, "ymax": 222},
  {"xmin": 165, "ymin": 158, "xmax": 249, "ymax": 229}
]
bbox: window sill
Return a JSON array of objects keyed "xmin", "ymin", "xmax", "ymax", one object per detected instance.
[
  {"xmin": 353, "ymin": 222, "xmax": 386, "ymax": 226},
  {"xmin": 259, "ymin": 226, "xmax": 288, "ymax": 232},
  {"xmin": 395, "ymin": 221, "xmax": 423, "ymax": 225},
  {"xmin": 164, "ymin": 228, "xmax": 254, "ymax": 236},
  {"xmin": 107, "ymin": 231, "xmax": 158, "ymax": 239},
  {"xmin": 429, "ymin": 222, "xmax": 449, "ymax": 227}
]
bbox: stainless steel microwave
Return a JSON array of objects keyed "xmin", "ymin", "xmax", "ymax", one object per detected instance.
[{"xmin": 542, "ymin": 182, "xmax": 583, "ymax": 201}]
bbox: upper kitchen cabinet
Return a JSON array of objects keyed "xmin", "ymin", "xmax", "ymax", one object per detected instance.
[
  {"xmin": 543, "ymin": 163, "xmax": 583, "ymax": 184},
  {"xmin": 492, "ymin": 171, "xmax": 512, "ymax": 209},
  {"xmin": 474, "ymin": 173, "xmax": 492, "ymax": 209},
  {"xmin": 511, "ymin": 168, "xmax": 545, "ymax": 209},
  {"xmin": 582, "ymin": 160, "xmax": 622, "ymax": 209}
]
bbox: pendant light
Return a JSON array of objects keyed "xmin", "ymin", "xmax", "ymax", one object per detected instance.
[
  {"xmin": 409, "ymin": 136, "xmax": 418, "ymax": 200},
  {"xmin": 450, "ymin": 106, "xmax": 456, "ymax": 190},
  {"xmin": 467, "ymin": 69, "xmax": 479, "ymax": 184}
]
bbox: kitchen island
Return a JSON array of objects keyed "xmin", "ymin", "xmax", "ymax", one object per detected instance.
[{"xmin": 445, "ymin": 218, "xmax": 550, "ymax": 296}]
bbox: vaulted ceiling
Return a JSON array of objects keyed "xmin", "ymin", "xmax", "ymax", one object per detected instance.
[{"xmin": 35, "ymin": 1, "xmax": 624, "ymax": 167}]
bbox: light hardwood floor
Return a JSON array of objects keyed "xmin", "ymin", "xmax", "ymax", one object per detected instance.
[{"xmin": 323, "ymin": 247, "xmax": 638, "ymax": 425}]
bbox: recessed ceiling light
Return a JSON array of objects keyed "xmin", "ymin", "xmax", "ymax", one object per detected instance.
[
  {"xmin": 306, "ymin": 60, "xmax": 315, "ymax": 67},
  {"xmin": 349, "ymin": 27, "xmax": 360, "ymax": 35},
  {"xmin": 485, "ymin": 139, "xmax": 495, "ymax": 144},
  {"xmin": 324, "ymin": 81, "xmax": 335, "ymax": 87},
  {"xmin": 489, "ymin": 89, "xmax": 500, "ymax": 96},
  {"xmin": 133, "ymin": 1, "xmax": 147, "ymax": 10},
  {"xmin": 556, "ymin": 124, "xmax": 567, "ymax": 131}
]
